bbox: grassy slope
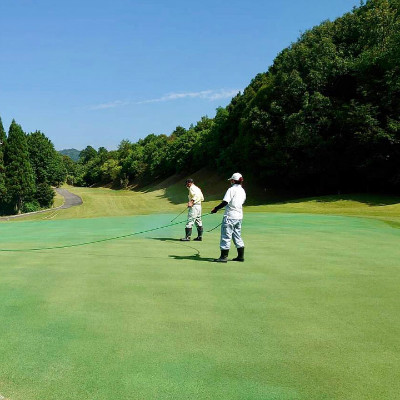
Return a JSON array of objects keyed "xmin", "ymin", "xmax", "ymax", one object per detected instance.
[
  {"xmin": 53, "ymin": 190, "xmax": 64, "ymax": 208},
  {"xmin": 247, "ymin": 194, "xmax": 400, "ymax": 227},
  {"xmin": 16, "ymin": 169, "xmax": 400, "ymax": 225}
]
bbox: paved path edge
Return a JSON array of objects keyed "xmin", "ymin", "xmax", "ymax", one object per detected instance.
[{"xmin": 0, "ymin": 188, "xmax": 82, "ymax": 221}]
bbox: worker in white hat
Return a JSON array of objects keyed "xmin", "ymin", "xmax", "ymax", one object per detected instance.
[
  {"xmin": 211, "ymin": 172, "xmax": 246, "ymax": 262},
  {"xmin": 180, "ymin": 178, "xmax": 205, "ymax": 241}
]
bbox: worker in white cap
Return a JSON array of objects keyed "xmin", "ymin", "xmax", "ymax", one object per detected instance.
[
  {"xmin": 180, "ymin": 178, "xmax": 205, "ymax": 241},
  {"xmin": 211, "ymin": 172, "xmax": 246, "ymax": 262}
]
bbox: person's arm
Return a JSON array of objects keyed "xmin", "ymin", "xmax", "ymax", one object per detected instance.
[{"xmin": 211, "ymin": 201, "xmax": 228, "ymax": 213}]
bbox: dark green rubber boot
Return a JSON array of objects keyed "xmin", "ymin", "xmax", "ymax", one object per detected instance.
[
  {"xmin": 214, "ymin": 249, "xmax": 229, "ymax": 263},
  {"xmin": 180, "ymin": 228, "xmax": 192, "ymax": 241},
  {"xmin": 193, "ymin": 226, "xmax": 203, "ymax": 241},
  {"xmin": 232, "ymin": 247, "xmax": 244, "ymax": 262}
]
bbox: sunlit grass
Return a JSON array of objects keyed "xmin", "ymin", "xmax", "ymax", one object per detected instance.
[
  {"xmin": 1, "ymin": 213, "xmax": 399, "ymax": 399},
  {"xmin": 2, "ymin": 176, "xmax": 400, "ymax": 399},
  {"xmin": 18, "ymin": 181, "xmax": 400, "ymax": 226},
  {"xmin": 246, "ymin": 193, "xmax": 400, "ymax": 225},
  {"xmin": 52, "ymin": 189, "xmax": 64, "ymax": 208}
]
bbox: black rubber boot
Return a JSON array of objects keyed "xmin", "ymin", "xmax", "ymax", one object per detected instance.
[
  {"xmin": 180, "ymin": 228, "xmax": 192, "ymax": 241},
  {"xmin": 214, "ymin": 249, "xmax": 229, "ymax": 263},
  {"xmin": 232, "ymin": 247, "xmax": 244, "ymax": 262},
  {"xmin": 193, "ymin": 226, "xmax": 203, "ymax": 241}
]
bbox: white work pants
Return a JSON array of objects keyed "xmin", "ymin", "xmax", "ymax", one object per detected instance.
[
  {"xmin": 220, "ymin": 216, "xmax": 244, "ymax": 250},
  {"xmin": 185, "ymin": 204, "xmax": 202, "ymax": 228}
]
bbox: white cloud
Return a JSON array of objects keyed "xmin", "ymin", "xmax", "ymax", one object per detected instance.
[
  {"xmin": 90, "ymin": 100, "xmax": 129, "ymax": 110},
  {"xmin": 136, "ymin": 88, "xmax": 240, "ymax": 104},
  {"xmin": 89, "ymin": 89, "xmax": 241, "ymax": 110},
  {"xmin": 206, "ymin": 89, "xmax": 241, "ymax": 101}
]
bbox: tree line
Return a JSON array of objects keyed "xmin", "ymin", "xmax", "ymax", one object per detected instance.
[
  {"xmin": 67, "ymin": 119, "xmax": 214, "ymax": 188},
  {"xmin": 68, "ymin": 0, "xmax": 400, "ymax": 194},
  {"xmin": 0, "ymin": 119, "xmax": 66, "ymax": 215}
]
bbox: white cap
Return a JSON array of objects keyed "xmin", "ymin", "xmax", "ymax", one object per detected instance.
[{"xmin": 228, "ymin": 172, "xmax": 243, "ymax": 181}]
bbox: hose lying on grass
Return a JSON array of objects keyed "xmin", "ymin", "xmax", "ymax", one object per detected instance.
[{"xmin": 0, "ymin": 212, "xmax": 218, "ymax": 252}]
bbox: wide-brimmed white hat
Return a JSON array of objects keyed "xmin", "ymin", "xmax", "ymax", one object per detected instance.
[{"xmin": 228, "ymin": 172, "xmax": 243, "ymax": 181}]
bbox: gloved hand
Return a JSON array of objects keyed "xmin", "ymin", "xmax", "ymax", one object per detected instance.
[{"xmin": 211, "ymin": 208, "xmax": 217, "ymax": 214}]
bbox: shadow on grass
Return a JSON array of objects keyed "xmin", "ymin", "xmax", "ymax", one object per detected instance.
[
  {"xmin": 151, "ymin": 237, "xmax": 202, "ymax": 252},
  {"xmin": 151, "ymin": 237, "xmax": 215, "ymax": 261},
  {"xmin": 125, "ymin": 167, "xmax": 400, "ymax": 208},
  {"xmin": 383, "ymin": 220, "xmax": 400, "ymax": 229},
  {"xmin": 135, "ymin": 168, "xmax": 285, "ymax": 206},
  {"xmin": 151, "ymin": 237, "xmax": 184, "ymax": 242},
  {"xmin": 169, "ymin": 253, "xmax": 215, "ymax": 262}
]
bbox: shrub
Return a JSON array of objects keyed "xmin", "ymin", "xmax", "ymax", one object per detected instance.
[
  {"xmin": 35, "ymin": 183, "xmax": 55, "ymax": 208},
  {"xmin": 22, "ymin": 200, "xmax": 40, "ymax": 213}
]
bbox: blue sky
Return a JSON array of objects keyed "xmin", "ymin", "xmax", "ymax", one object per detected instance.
[{"xmin": 0, "ymin": 0, "xmax": 359, "ymax": 150}]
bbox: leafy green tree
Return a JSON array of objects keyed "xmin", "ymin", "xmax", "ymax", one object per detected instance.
[
  {"xmin": 62, "ymin": 155, "xmax": 78, "ymax": 185},
  {"xmin": 165, "ymin": 130, "xmax": 198, "ymax": 173},
  {"xmin": 49, "ymin": 153, "xmax": 67, "ymax": 187},
  {"xmin": 4, "ymin": 120, "xmax": 36, "ymax": 213},
  {"xmin": 121, "ymin": 142, "xmax": 146, "ymax": 184},
  {"xmin": 35, "ymin": 182, "xmax": 55, "ymax": 208},
  {"xmin": 27, "ymin": 131, "xmax": 66, "ymax": 185},
  {"xmin": 117, "ymin": 140, "xmax": 135, "ymax": 185},
  {"xmin": 140, "ymin": 134, "xmax": 169, "ymax": 180},
  {"xmin": 171, "ymin": 126, "xmax": 187, "ymax": 138},
  {"xmin": 27, "ymin": 131, "xmax": 53, "ymax": 183},
  {"xmin": 100, "ymin": 159, "xmax": 122, "ymax": 183},
  {"xmin": 192, "ymin": 116, "xmax": 214, "ymax": 170},
  {"xmin": 79, "ymin": 146, "xmax": 97, "ymax": 164},
  {"xmin": 26, "ymin": 131, "xmax": 66, "ymax": 196}
]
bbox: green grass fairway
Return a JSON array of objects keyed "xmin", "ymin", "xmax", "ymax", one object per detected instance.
[{"xmin": 1, "ymin": 212, "xmax": 399, "ymax": 400}]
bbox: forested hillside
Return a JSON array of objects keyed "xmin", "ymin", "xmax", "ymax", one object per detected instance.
[
  {"xmin": 69, "ymin": 0, "xmax": 400, "ymax": 194},
  {"xmin": 221, "ymin": 0, "xmax": 400, "ymax": 194},
  {"xmin": 59, "ymin": 148, "xmax": 81, "ymax": 162}
]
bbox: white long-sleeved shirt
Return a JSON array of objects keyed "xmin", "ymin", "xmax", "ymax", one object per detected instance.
[{"xmin": 223, "ymin": 184, "xmax": 246, "ymax": 219}]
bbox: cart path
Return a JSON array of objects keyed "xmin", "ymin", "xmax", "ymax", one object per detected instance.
[
  {"xmin": 0, "ymin": 188, "xmax": 82, "ymax": 220},
  {"xmin": 55, "ymin": 188, "xmax": 83, "ymax": 209}
]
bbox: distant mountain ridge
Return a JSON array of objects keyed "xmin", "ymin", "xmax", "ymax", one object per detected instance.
[{"xmin": 59, "ymin": 148, "xmax": 81, "ymax": 162}]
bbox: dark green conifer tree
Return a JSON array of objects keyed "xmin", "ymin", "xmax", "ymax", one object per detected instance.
[
  {"xmin": 27, "ymin": 130, "xmax": 66, "ymax": 186},
  {"xmin": 0, "ymin": 117, "xmax": 7, "ymax": 200},
  {"xmin": 4, "ymin": 120, "xmax": 35, "ymax": 213}
]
